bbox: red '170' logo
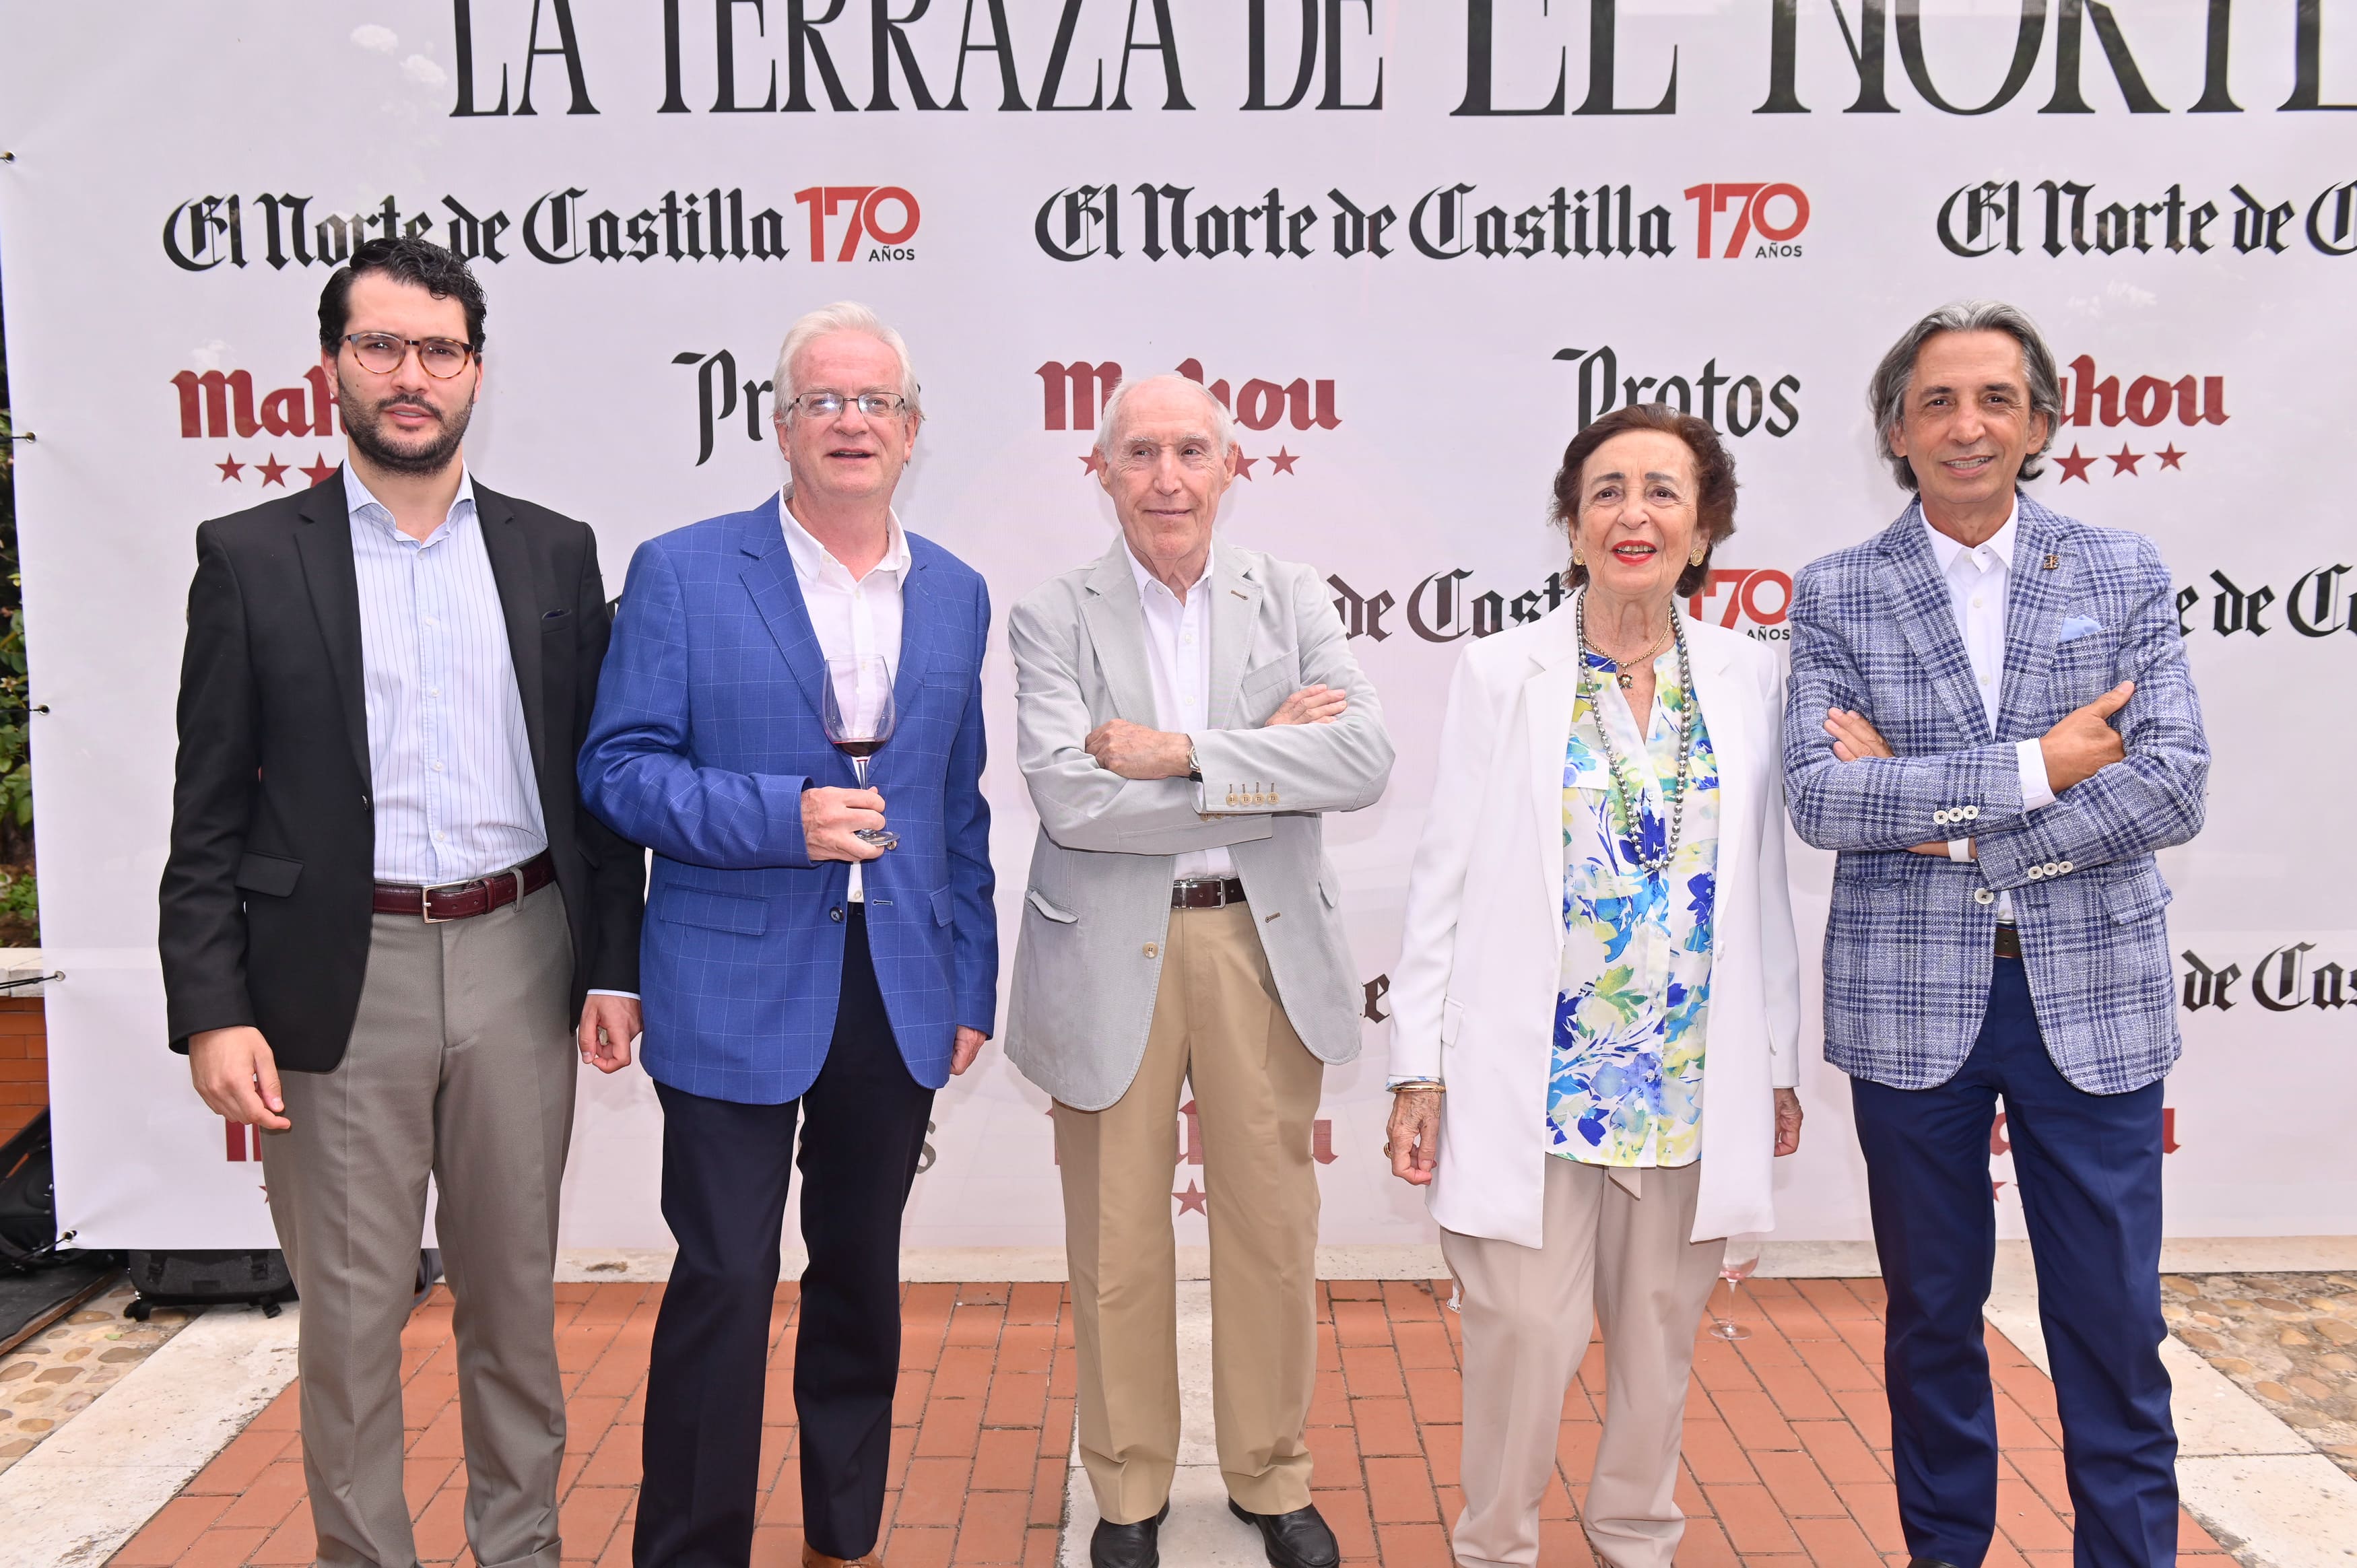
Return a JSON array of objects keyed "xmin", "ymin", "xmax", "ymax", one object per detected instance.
[
  {"xmin": 1688, "ymin": 568, "xmax": 1792, "ymax": 640},
  {"xmin": 795, "ymin": 186, "xmax": 920, "ymax": 261},
  {"xmin": 1684, "ymin": 183, "xmax": 1810, "ymax": 259}
]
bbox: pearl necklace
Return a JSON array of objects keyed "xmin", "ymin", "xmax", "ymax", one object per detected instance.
[{"xmin": 1574, "ymin": 592, "xmax": 1696, "ymax": 875}]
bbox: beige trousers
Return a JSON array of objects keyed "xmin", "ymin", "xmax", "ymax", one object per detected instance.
[
  {"xmin": 1053, "ymin": 902, "xmax": 1325, "ymax": 1525},
  {"xmin": 261, "ymin": 883, "xmax": 577, "ymax": 1568},
  {"xmin": 1441, "ymin": 1158, "xmax": 1724, "ymax": 1568}
]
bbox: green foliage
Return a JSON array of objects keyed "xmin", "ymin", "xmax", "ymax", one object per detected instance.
[{"xmin": 0, "ymin": 295, "xmax": 34, "ymax": 935}]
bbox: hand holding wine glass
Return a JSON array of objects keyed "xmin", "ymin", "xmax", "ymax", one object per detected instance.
[{"xmin": 822, "ymin": 657, "xmax": 899, "ymax": 852}]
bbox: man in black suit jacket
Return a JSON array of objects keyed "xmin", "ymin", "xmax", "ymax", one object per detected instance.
[{"xmin": 158, "ymin": 237, "xmax": 644, "ymax": 1568}]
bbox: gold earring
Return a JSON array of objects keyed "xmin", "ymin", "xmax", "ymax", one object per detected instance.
[
  {"xmin": 1571, "ymin": 541, "xmax": 1587, "ymax": 566},
  {"xmin": 1690, "ymin": 543, "xmax": 1707, "ymax": 566}
]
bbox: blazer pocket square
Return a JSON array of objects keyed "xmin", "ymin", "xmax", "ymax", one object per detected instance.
[{"xmin": 2057, "ymin": 615, "xmax": 2102, "ymax": 643}]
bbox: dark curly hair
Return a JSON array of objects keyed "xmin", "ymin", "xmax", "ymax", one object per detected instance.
[
  {"xmin": 318, "ymin": 236, "xmax": 488, "ymax": 354},
  {"xmin": 1549, "ymin": 404, "xmax": 1738, "ymax": 599}
]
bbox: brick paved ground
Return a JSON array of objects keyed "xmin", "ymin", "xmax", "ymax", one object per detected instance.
[{"xmin": 111, "ymin": 1276, "xmax": 2231, "ymax": 1568}]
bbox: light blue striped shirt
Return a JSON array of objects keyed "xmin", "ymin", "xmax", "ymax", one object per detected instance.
[{"xmin": 345, "ymin": 466, "xmax": 547, "ymax": 885}]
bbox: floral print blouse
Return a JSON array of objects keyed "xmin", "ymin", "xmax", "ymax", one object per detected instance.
[{"xmin": 1548, "ymin": 644, "xmax": 1721, "ymax": 1167}]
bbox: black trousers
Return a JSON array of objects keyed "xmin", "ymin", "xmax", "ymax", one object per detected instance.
[{"xmin": 634, "ymin": 908, "xmax": 935, "ymax": 1567}]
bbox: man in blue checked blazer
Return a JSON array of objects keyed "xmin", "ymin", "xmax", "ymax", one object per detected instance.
[
  {"xmin": 1784, "ymin": 302, "xmax": 2207, "ymax": 1568},
  {"xmin": 579, "ymin": 304, "xmax": 995, "ymax": 1568}
]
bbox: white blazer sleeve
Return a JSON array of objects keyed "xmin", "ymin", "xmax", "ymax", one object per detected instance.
[
  {"xmin": 1387, "ymin": 648, "xmax": 1511, "ymax": 1085},
  {"xmin": 1757, "ymin": 654, "xmax": 1803, "ymax": 1090}
]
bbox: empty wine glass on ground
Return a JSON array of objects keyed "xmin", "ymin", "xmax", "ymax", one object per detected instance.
[
  {"xmin": 1709, "ymin": 1232, "xmax": 1764, "ymax": 1342},
  {"xmin": 821, "ymin": 656, "xmax": 899, "ymax": 852}
]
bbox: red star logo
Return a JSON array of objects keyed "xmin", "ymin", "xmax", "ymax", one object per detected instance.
[
  {"xmin": 215, "ymin": 454, "xmax": 244, "ymax": 482},
  {"xmin": 1233, "ymin": 450, "xmax": 1257, "ymax": 481},
  {"xmin": 1267, "ymin": 447, "xmax": 1300, "ymax": 475},
  {"xmin": 299, "ymin": 454, "xmax": 339, "ymax": 487},
  {"xmin": 1079, "ymin": 449, "xmax": 1106, "ymax": 476},
  {"xmin": 2053, "ymin": 446, "xmax": 2096, "ymax": 483},
  {"xmin": 1173, "ymin": 1181, "xmax": 1209, "ymax": 1216},
  {"xmin": 256, "ymin": 454, "xmax": 292, "ymax": 487},
  {"xmin": 2108, "ymin": 446, "xmax": 2144, "ymax": 475},
  {"xmin": 2156, "ymin": 444, "xmax": 2185, "ymax": 471}
]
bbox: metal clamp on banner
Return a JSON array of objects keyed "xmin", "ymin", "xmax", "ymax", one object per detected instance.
[{"xmin": 0, "ymin": 972, "xmax": 63, "ymax": 993}]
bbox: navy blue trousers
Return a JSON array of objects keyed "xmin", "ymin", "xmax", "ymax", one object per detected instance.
[
  {"xmin": 634, "ymin": 909, "xmax": 935, "ymax": 1567},
  {"xmin": 1852, "ymin": 957, "xmax": 2177, "ymax": 1568}
]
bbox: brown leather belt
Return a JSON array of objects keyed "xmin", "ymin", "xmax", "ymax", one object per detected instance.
[
  {"xmin": 1171, "ymin": 877, "xmax": 1247, "ymax": 910},
  {"xmin": 1994, "ymin": 924, "xmax": 2023, "ymax": 961},
  {"xmin": 374, "ymin": 850, "xmax": 556, "ymax": 922}
]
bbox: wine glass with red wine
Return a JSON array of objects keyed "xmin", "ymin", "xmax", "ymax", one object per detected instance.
[{"xmin": 821, "ymin": 657, "xmax": 898, "ymax": 851}]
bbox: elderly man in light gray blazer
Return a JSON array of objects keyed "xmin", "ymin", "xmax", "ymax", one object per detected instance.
[{"xmin": 1007, "ymin": 372, "xmax": 1393, "ymax": 1568}]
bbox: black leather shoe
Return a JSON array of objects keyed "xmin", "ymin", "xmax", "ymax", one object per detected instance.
[
  {"xmin": 1906, "ymin": 1559, "xmax": 1964, "ymax": 1568},
  {"xmin": 1089, "ymin": 1501, "xmax": 1170, "ymax": 1568},
  {"xmin": 1228, "ymin": 1500, "xmax": 1340, "ymax": 1568}
]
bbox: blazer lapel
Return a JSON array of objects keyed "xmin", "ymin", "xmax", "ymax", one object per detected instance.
[
  {"xmin": 1078, "ymin": 541, "xmax": 1156, "ymax": 724},
  {"xmin": 891, "ymin": 543, "xmax": 940, "ymax": 722},
  {"xmin": 473, "ymin": 483, "xmax": 548, "ymax": 782},
  {"xmin": 1877, "ymin": 506, "xmax": 1990, "ymax": 743},
  {"xmin": 1996, "ymin": 497, "xmax": 2071, "ymax": 739},
  {"xmin": 1682, "ymin": 623, "xmax": 1749, "ymax": 887},
  {"xmin": 291, "ymin": 471, "xmax": 370, "ymax": 788},
  {"xmin": 1206, "ymin": 547, "xmax": 1263, "ymax": 730},
  {"xmin": 1523, "ymin": 603, "xmax": 1586, "ymax": 916},
  {"xmin": 736, "ymin": 502, "xmax": 830, "ymax": 724}
]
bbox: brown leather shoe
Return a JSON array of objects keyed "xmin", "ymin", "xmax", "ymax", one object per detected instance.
[{"xmin": 802, "ymin": 1546, "xmax": 883, "ymax": 1568}]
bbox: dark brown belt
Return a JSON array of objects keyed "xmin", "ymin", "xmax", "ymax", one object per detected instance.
[
  {"xmin": 1172, "ymin": 877, "xmax": 1247, "ymax": 910},
  {"xmin": 1994, "ymin": 924, "xmax": 2023, "ymax": 961},
  {"xmin": 374, "ymin": 850, "xmax": 555, "ymax": 922}
]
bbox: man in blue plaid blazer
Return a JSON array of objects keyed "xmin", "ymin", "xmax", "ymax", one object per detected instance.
[
  {"xmin": 580, "ymin": 305, "xmax": 995, "ymax": 1568},
  {"xmin": 1783, "ymin": 303, "xmax": 2207, "ymax": 1568}
]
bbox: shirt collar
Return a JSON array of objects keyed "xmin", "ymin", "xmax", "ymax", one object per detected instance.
[
  {"xmin": 1922, "ymin": 493, "xmax": 2020, "ymax": 576},
  {"xmin": 1125, "ymin": 540, "xmax": 1214, "ymax": 607},
  {"xmin": 778, "ymin": 489, "xmax": 910, "ymax": 584},
  {"xmin": 343, "ymin": 463, "xmax": 477, "ymax": 541}
]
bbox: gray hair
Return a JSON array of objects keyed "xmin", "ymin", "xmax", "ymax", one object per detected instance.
[
  {"xmin": 772, "ymin": 300, "xmax": 922, "ymax": 421},
  {"xmin": 1093, "ymin": 372, "xmax": 1237, "ymax": 464},
  {"xmin": 1867, "ymin": 300, "xmax": 2062, "ymax": 490}
]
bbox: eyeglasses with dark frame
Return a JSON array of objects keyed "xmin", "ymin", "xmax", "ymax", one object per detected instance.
[
  {"xmin": 341, "ymin": 332, "xmax": 478, "ymax": 380},
  {"xmin": 783, "ymin": 390, "xmax": 911, "ymax": 420}
]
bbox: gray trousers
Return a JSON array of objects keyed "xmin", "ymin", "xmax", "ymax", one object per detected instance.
[
  {"xmin": 261, "ymin": 883, "xmax": 577, "ymax": 1568},
  {"xmin": 1440, "ymin": 1159, "xmax": 1725, "ymax": 1568}
]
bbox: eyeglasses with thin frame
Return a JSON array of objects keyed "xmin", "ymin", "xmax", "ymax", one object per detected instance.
[
  {"xmin": 342, "ymin": 332, "xmax": 477, "ymax": 380},
  {"xmin": 785, "ymin": 390, "xmax": 911, "ymax": 420}
]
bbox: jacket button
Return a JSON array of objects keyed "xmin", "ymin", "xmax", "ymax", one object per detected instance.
[
  {"xmin": 1964, "ymin": 805, "xmax": 1980, "ymax": 821},
  {"xmin": 2026, "ymin": 866, "xmax": 2043, "ymax": 880},
  {"xmin": 2042, "ymin": 862, "xmax": 2062, "ymax": 877},
  {"xmin": 1974, "ymin": 889, "xmax": 1995, "ymax": 906},
  {"xmin": 829, "ymin": 907, "xmax": 844, "ymax": 923},
  {"xmin": 1934, "ymin": 809, "xmax": 1952, "ymax": 825},
  {"xmin": 2058, "ymin": 860, "xmax": 2074, "ymax": 873},
  {"xmin": 1142, "ymin": 943, "xmax": 1159, "ymax": 958}
]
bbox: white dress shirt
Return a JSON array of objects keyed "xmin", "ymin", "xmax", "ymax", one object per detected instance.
[
  {"xmin": 1125, "ymin": 543, "xmax": 1233, "ymax": 882},
  {"xmin": 346, "ymin": 466, "xmax": 548, "ymax": 886},
  {"xmin": 779, "ymin": 487, "xmax": 910, "ymax": 902},
  {"xmin": 1922, "ymin": 502, "xmax": 2056, "ymax": 920}
]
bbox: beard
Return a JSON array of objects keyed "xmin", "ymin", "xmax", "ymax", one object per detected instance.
[{"xmin": 337, "ymin": 367, "xmax": 473, "ymax": 477}]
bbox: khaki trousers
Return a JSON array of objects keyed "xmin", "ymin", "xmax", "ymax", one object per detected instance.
[
  {"xmin": 1053, "ymin": 902, "xmax": 1325, "ymax": 1525},
  {"xmin": 1441, "ymin": 1159, "xmax": 1724, "ymax": 1568},
  {"xmin": 261, "ymin": 883, "xmax": 577, "ymax": 1568}
]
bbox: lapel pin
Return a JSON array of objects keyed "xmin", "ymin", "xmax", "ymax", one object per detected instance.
[{"xmin": 2043, "ymin": 554, "xmax": 2060, "ymax": 570}]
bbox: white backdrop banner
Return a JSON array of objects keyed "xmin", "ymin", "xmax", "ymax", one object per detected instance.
[{"xmin": 1, "ymin": 0, "xmax": 2352, "ymax": 1251}]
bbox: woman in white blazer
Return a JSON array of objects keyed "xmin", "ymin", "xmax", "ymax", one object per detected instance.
[{"xmin": 1384, "ymin": 405, "xmax": 1804, "ymax": 1568}]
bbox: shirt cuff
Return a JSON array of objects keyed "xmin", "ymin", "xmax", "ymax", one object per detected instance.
[
  {"xmin": 584, "ymin": 989, "xmax": 640, "ymax": 1000},
  {"xmin": 2016, "ymin": 738, "xmax": 2057, "ymax": 811}
]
